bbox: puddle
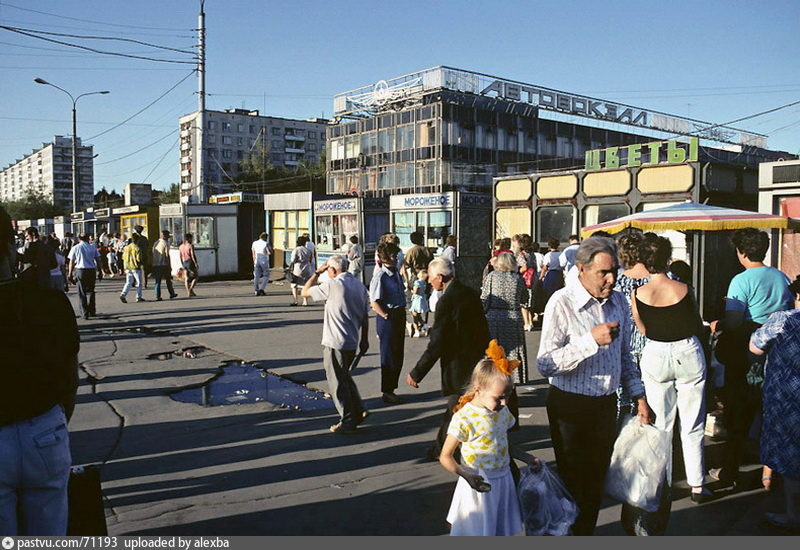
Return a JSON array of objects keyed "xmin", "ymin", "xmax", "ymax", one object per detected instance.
[
  {"xmin": 169, "ymin": 361, "xmax": 331, "ymax": 410},
  {"xmin": 147, "ymin": 346, "xmax": 208, "ymax": 361}
]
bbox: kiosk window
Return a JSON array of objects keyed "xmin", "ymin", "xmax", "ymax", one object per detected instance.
[
  {"xmin": 160, "ymin": 217, "xmax": 184, "ymax": 244},
  {"xmin": 427, "ymin": 211, "xmax": 451, "ymax": 248},
  {"xmin": 393, "ymin": 212, "xmax": 416, "ymax": 248},
  {"xmin": 536, "ymin": 206, "xmax": 574, "ymax": 243},
  {"xmin": 583, "ymin": 203, "xmax": 629, "ymax": 227},
  {"xmin": 393, "ymin": 211, "xmax": 451, "ymax": 249},
  {"xmin": 187, "ymin": 216, "xmax": 214, "ymax": 247}
]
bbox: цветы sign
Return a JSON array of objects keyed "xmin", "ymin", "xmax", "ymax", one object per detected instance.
[{"xmin": 585, "ymin": 137, "xmax": 699, "ymax": 171}]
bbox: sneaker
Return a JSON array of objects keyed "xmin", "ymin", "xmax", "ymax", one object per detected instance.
[
  {"xmin": 329, "ymin": 422, "xmax": 357, "ymax": 434},
  {"xmin": 382, "ymin": 392, "xmax": 404, "ymax": 404},
  {"xmin": 119, "ymin": 295, "xmax": 127, "ymax": 303},
  {"xmin": 136, "ymin": 297, "xmax": 146, "ymax": 302},
  {"xmin": 524, "ymin": 324, "xmax": 531, "ymax": 331}
]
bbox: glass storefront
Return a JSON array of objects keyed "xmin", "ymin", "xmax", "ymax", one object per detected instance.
[
  {"xmin": 392, "ymin": 210, "xmax": 452, "ymax": 249},
  {"xmin": 583, "ymin": 203, "xmax": 629, "ymax": 227},
  {"xmin": 536, "ymin": 205, "xmax": 574, "ymax": 243}
]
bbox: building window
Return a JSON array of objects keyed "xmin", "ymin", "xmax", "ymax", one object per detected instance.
[
  {"xmin": 222, "ymin": 122, "xmax": 231, "ymax": 131},
  {"xmin": 237, "ymin": 124, "xmax": 244, "ymax": 133},
  {"xmin": 271, "ymin": 127, "xmax": 281, "ymax": 136},
  {"xmin": 308, "ymin": 131, "xmax": 316, "ymax": 139},
  {"xmin": 249, "ymin": 125, "xmax": 256, "ymax": 134},
  {"xmin": 207, "ymin": 121, "xmax": 217, "ymax": 130},
  {"xmin": 307, "ymin": 143, "xmax": 317, "ymax": 151},
  {"xmin": 272, "ymin": 140, "xmax": 282, "ymax": 148},
  {"xmin": 536, "ymin": 205, "xmax": 575, "ymax": 243},
  {"xmin": 237, "ymin": 137, "xmax": 243, "ymax": 146},
  {"xmin": 222, "ymin": 136, "xmax": 232, "ymax": 145},
  {"xmin": 223, "ymin": 150, "xmax": 233, "ymax": 159}
]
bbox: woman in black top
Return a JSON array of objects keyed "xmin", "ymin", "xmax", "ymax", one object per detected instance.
[{"xmin": 631, "ymin": 234, "xmax": 711, "ymax": 503}]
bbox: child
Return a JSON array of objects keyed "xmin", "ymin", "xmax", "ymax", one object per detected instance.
[
  {"xmin": 409, "ymin": 268, "xmax": 429, "ymax": 337},
  {"xmin": 440, "ymin": 340, "xmax": 539, "ymax": 536}
]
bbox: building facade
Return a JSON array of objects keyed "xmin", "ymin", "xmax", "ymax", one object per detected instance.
[
  {"xmin": 0, "ymin": 135, "xmax": 94, "ymax": 212},
  {"xmin": 326, "ymin": 66, "xmax": 780, "ymax": 197},
  {"xmin": 178, "ymin": 109, "xmax": 328, "ymax": 203}
]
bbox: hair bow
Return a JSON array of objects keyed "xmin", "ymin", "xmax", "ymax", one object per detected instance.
[{"xmin": 486, "ymin": 339, "xmax": 520, "ymax": 375}]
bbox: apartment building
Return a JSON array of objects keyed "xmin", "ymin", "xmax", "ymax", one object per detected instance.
[
  {"xmin": 0, "ymin": 136, "xmax": 94, "ymax": 213},
  {"xmin": 179, "ymin": 108, "xmax": 328, "ymax": 203}
]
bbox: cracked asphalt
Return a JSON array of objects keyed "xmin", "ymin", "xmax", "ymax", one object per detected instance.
[{"xmin": 68, "ymin": 274, "xmax": 791, "ymax": 536}]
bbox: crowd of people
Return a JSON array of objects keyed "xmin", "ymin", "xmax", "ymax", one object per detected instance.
[
  {"xmin": 303, "ymin": 225, "xmax": 800, "ymax": 536},
  {"xmin": 4, "ymin": 195, "xmax": 799, "ymax": 536}
]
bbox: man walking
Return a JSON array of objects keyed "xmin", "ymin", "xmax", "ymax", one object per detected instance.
[
  {"xmin": 537, "ymin": 236, "xmax": 652, "ymax": 535},
  {"xmin": 559, "ymin": 234, "xmax": 580, "ymax": 273},
  {"xmin": 406, "ymin": 257, "xmax": 491, "ymax": 459},
  {"xmin": 134, "ymin": 225, "xmax": 150, "ymax": 289},
  {"xmin": 120, "ymin": 233, "xmax": 145, "ymax": 303},
  {"xmin": 66, "ymin": 232, "xmax": 100, "ymax": 319},
  {"xmin": 302, "ymin": 255, "xmax": 370, "ymax": 434},
  {"xmin": 19, "ymin": 227, "xmax": 54, "ymax": 288},
  {"xmin": 152, "ymin": 230, "xmax": 178, "ymax": 301},
  {"xmin": 252, "ymin": 232, "xmax": 272, "ymax": 296}
]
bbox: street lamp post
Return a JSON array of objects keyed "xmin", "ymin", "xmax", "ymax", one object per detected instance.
[{"xmin": 34, "ymin": 78, "xmax": 109, "ymax": 215}]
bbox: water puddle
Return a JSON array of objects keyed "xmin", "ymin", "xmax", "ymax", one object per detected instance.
[
  {"xmin": 147, "ymin": 346, "xmax": 208, "ymax": 360},
  {"xmin": 169, "ymin": 361, "xmax": 331, "ymax": 410},
  {"xmin": 101, "ymin": 326, "xmax": 171, "ymax": 336}
]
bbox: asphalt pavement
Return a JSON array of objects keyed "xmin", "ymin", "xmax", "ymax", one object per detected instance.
[{"xmin": 67, "ymin": 273, "xmax": 791, "ymax": 536}]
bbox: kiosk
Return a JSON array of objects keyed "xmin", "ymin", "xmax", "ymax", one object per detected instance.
[
  {"xmin": 70, "ymin": 210, "xmax": 95, "ymax": 237},
  {"xmin": 208, "ymin": 192, "xmax": 266, "ymax": 275},
  {"xmin": 159, "ymin": 202, "xmax": 242, "ymax": 278},
  {"xmin": 313, "ymin": 195, "xmax": 389, "ymax": 282},
  {"xmin": 264, "ymin": 191, "xmax": 317, "ymax": 271},
  {"xmin": 389, "ymin": 191, "xmax": 492, "ymax": 289},
  {"xmin": 94, "ymin": 207, "xmax": 119, "ymax": 237},
  {"xmin": 53, "ymin": 216, "xmax": 69, "ymax": 240},
  {"xmin": 114, "ymin": 205, "xmax": 159, "ymax": 240}
]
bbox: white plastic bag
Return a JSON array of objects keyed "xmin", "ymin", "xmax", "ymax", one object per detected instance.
[
  {"xmin": 604, "ymin": 417, "xmax": 671, "ymax": 512},
  {"xmin": 518, "ymin": 462, "xmax": 579, "ymax": 536}
]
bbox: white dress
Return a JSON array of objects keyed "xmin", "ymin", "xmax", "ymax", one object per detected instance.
[{"xmin": 446, "ymin": 403, "xmax": 523, "ymax": 536}]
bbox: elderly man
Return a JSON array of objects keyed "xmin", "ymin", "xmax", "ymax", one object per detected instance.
[
  {"xmin": 406, "ymin": 257, "xmax": 491, "ymax": 460},
  {"xmin": 537, "ymin": 236, "xmax": 652, "ymax": 536},
  {"xmin": 302, "ymin": 255, "xmax": 370, "ymax": 434}
]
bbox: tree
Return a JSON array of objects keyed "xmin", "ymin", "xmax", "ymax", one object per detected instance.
[
  {"xmin": 153, "ymin": 183, "xmax": 180, "ymax": 205},
  {"xmin": 1, "ymin": 189, "xmax": 65, "ymax": 220},
  {"xmin": 93, "ymin": 186, "xmax": 124, "ymax": 208}
]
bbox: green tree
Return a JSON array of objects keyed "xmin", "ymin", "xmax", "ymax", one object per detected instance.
[
  {"xmin": 153, "ymin": 183, "xmax": 180, "ymax": 205},
  {"xmin": 0, "ymin": 189, "xmax": 65, "ymax": 220},
  {"xmin": 93, "ymin": 186, "xmax": 124, "ymax": 208}
]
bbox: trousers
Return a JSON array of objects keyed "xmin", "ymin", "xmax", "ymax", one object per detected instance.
[
  {"xmin": 640, "ymin": 336, "xmax": 707, "ymax": 487},
  {"xmin": 121, "ymin": 269, "xmax": 143, "ymax": 299},
  {"xmin": 376, "ymin": 308, "xmax": 405, "ymax": 393},
  {"xmin": 74, "ymin": 268, "xmax": 96, "ymax": 317},
  {"xmin": 547, "ymin": 386, "xmax": 617, "ymax": 536},
  {"xmin": 0, "ymin": 405, "xmax": 71, "ymax": 535},
  {"xmin": 322, "ymin": 347, "xmax": 365, "ymax": 427},
  {"xmin": 254, "ymin": 260, "xmax": 270, "ymax": 292},
  {"xmin": 152, "ymin": 265, "xmax": 176, "ymax": 299}
]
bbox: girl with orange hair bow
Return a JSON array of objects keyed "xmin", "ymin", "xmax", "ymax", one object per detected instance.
[{"xmin": 440, "ymin": 340, "xmax": 540, "ymax": 536}]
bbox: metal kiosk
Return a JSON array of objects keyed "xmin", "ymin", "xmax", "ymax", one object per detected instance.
[
  {"xmin": 312, "ymin": 196, "xmax": 389, "ymax": 282},
  {"xmin": 114, "ymin": 205, "xmax": 159, "ymax": 241},
  {"xmin": 208, "ymin": 192, "xmax": 266, "ymax": 276},
  {"xmin": 93, "ymin": 207, "xmax": 119, "ymax": 237},
  {"xmin": 70, "ymin": 210, "xmax": 95, "ymax": 237},
  {"xmin": 264, "ymin": 191, "xmax": 318, "ymax": 271},
  {"xmin": 389, "ymin": 191, "xmax": 492, "ymax": 289}
]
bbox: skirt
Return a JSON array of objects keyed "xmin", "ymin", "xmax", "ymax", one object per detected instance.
[{"xmin": 447, "ymin": 466, "xmax": 523, "ymax": 536}]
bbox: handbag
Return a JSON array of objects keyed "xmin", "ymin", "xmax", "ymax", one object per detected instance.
[{"xmin": 522, "ymin": 267, "xmax": 535, "ymax": 288}]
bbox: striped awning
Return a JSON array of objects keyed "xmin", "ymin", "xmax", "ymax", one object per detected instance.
[{"xmin": 581, "ymin": 202, "xmax": 800, "ymax": 238}]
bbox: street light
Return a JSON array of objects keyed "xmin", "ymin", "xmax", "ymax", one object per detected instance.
[{"xmin": 34, "ymin": 78, "xmax": 109, "ymax": 215}]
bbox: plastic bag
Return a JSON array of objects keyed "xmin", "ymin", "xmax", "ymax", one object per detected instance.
[
  {"xmin": 604, "ymin": 417, "xmax": 671, "ymax": 512},
  {"xmin": 518, "ymin": 462, "xmax": 579, "ymax": 536}
]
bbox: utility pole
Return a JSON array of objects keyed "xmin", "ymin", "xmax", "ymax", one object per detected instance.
[{"xmin": 196, "ymin": 0, "xmax": 207, "ymax": 203}]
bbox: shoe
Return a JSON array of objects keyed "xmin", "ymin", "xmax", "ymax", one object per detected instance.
[
  {"xmin": 329, "ymin": 422, "xmax": 357, "ymax": 434},
  {"xmin": 256, "ymin": 290, "xmax": 266, "ymax": 296},
  {"xmin": 356, "ymin": 410, "xmax": 370, "ymax": 426},
  {"xmin": 382, "ymin": 392, "xmax": 404, "ymax": 404},
  {"xmin": 156, "ymin": 297, "xmax": 163, "ymax": 301},
  {"xmin": 708, "ymin": 467, "xmax": 736, "ymax": 487},
  {"xmin": 690, "ymin": 487, "xmax": 714, "ymax": 504},
  {"xmin": 406, "ymin": 322, "xmax": 413, "ymax": 337},
  {"xmin": 524, "ymin": 324, "xmax": 531, "ymax": 331},
  {"xmin": 189, "ymin": 290, "xmax": 197, "ymax": 297},
  {"xmin": 764, "ymin": 512, "xmax": 800, "ymax": 532},
  {"xmin": 289, "ymin": 302, "xmax": 298, "ymax": 307},
  {"xmin": 83, "ymin": 314, "xmax": 90, "ymax": 320},
  {"xmin": 119, "ymin": 295, "xmax": 127, "ymax": 303},
  {"xmin": 136, "ymin": 297, "xmax": 146, "ymax": 302},
  {"xmin": 169, "ymin": 294, "xmax": 178, "ymax": 299}
]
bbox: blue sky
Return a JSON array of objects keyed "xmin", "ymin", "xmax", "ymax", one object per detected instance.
[{"xmin": 1, "ymin": 0, "xmax": 799, "ymax": 195}]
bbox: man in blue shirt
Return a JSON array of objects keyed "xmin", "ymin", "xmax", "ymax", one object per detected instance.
[
  {"xmin": 711, "ymin": 227, "xmax": 793, "ymax": 485},
  {"xmin": 369, "ymin": 241, "xmax": 406, "ymax": 404},
  {"xmin": 67, "ymin": 233, "xmax": 100, "ymax": 319}
]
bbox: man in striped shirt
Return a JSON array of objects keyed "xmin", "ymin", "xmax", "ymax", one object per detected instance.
[{"xmin": 537, "ymin": 236, "xmax": 652, "ymax": 536}]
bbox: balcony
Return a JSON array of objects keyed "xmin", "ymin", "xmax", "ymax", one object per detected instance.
[
  {"xmin": 284, "ymin": 134, "xmax": 306, "ymax": 142},
  {"xmin": 181, "ymin": 155, "xmax": 191, "ymax": 164},
  {"xmin": 181, "ymin": 169, "xmax": 191, "ymax": 177},
  {"xmin": 181, "ymin": 142, "xmax": 192, "ymax": 151},
  {"xmin": 180, "ymin": 129, "xmax": 191, "ymax": 137},
  {"xmin": 284, "ymin": 147, "xmax": 305, "ymax": 154},
  {"xmin": 284, "ymin": 160, "xmax": 299, "ymax": 166}
]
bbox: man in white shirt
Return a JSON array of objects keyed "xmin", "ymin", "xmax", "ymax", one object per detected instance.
[
  {"xmin": 537, "ymin": 236, "xmax": 652, "ymax": 535},
  {"xmin": 251, "ymin": 232, "xmax": 272, "ymax": 296},
  {"xmin": 67, "ymin": 233, "xmax": 100, "ymax": 319},
  {"xmin": 152, "ymin": 230, "xmax": 178, "ymax": 301},
  {"xmin": 302, "ymin": 255, "xmax": 370, "ymax": 434}
]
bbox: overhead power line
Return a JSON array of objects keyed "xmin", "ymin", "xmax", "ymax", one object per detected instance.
[
  {"xmin": 86, "ymin": 70, "xmax": 196, "ymax": 140},
  {"xmin": 0, "ymin": 2, "xmax": 190, "ymax": 31},
  {"xmin": 679, "ymin": 98, "xmax": 800, "ymax": 140},
  {"xmin": 2, "ymin": 25, "xmax": 195, "ymax": 54},
  {"xmin": 0, "ymin": 17, "xmax": 195, "ymax": 38},
  {"xmin": 95, "ymin": 130, "xmax": 176, "ymax": 166},
  {"xmin": 143, "ymin": 137, "xmax": 180, "ymax": 183},
  {"xmin": 0, "ymin": 25, "xmax": 196, "ymax": 64}
]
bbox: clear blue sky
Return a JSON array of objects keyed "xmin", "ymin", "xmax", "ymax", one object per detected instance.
[{"xmin": 1, "ymin": 0, "xmax": 799, "ymax": 195}]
